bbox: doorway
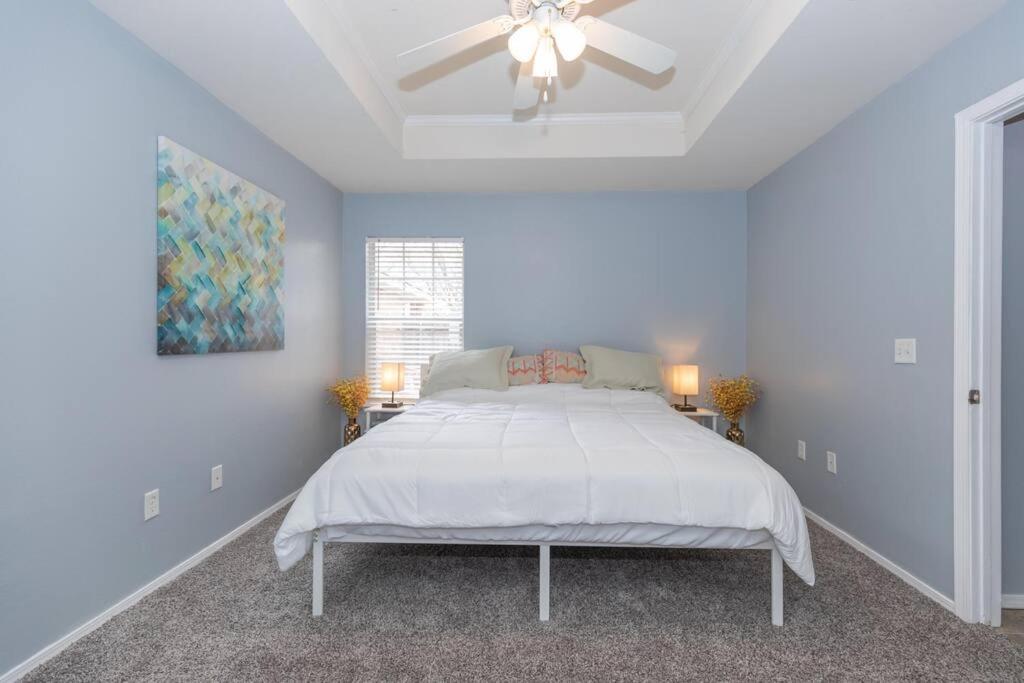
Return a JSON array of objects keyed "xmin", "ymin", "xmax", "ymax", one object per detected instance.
[
  {"xmin": 953, "ymin": 78, "xmax": 1024, "ymax": 628},
  {"xmin": 950, "ymin": 74, "xmax": 1024, "ymax": 626},
  {"xmin": 1001, "ymin": 113, "xmax": 1024, "ymax": 641}
]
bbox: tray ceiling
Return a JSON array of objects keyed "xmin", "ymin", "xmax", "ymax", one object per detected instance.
[
  {"xmin": 338, "ymin": 0, "xmax": 753, "ymax": 117},
  {"xmin": 90, "ymin": 0, "xmax": 1006, "ymax": 191}
]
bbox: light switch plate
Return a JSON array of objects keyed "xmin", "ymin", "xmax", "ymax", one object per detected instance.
[
  {"xmin": 826, "ymin": 451, "xmax": 837, "ymax": 474},
  {"xmin": 895, "ymin": 338, "xmax": 917, "ymax": 364},
  {"xmin": 797, "ymin": 440, "xmax": 806, "ymax": 461},
  {"xmin": 144, "ymin": 489, "xmax": 160, "ymax": 521},
  {"xmin": 211, "ymin": 465, "xmax": 223, "ymax": 491}
]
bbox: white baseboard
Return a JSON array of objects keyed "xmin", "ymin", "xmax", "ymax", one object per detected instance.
[
  {"xmin": 1, "ymin": 490, "xmax": 299, "ymax": 683},
  {"xmin": 1003, "ymin": 594, "xmax": 1024, "ymax": 609},
  {"xmin": 803, "ymin": 507, "xmax": 955, "ymax": 614}
]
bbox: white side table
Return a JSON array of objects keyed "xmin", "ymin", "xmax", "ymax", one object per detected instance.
[
  {"xmin": 676, "ymin": 407, "xmax": 719, "ymax": 432},
  {"xmin": 363, "ymin": 404, "xmax": 409, "ymax": 432}
]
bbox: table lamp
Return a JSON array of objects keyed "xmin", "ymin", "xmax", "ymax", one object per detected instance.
[
  {"xmin": 380, "ymin": 362, "xmax": 405, "ymax": 408},
  {"xmin": 671, "ymin": 364, "xmax": 699, "ymax": 412}
]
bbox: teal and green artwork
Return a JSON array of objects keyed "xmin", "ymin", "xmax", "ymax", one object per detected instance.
[{"xmin": 157, "ymin": 136, "xmax": 285, "ymax": 355}]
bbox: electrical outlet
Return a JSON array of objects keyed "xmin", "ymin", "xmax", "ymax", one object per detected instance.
[
  {"xmin": 826, "ymin": 451, "xmax": 837, "ymax": 474},
  {"xmin": 895, "ymin": 338, "xmax": 917, "ymax": 364},
  {"xmin": 211, "ymin": 465, "xmax": 223, "ymax": 491},
  {"xmin": 797, "ymin": 440, "xmax": 806, "ymax": 461},
  {"xmin": 144, "ymin": 489, "xmax": 160, "ymax": 521}
]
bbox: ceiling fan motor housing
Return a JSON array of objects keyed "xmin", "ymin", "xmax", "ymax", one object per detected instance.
[{"xmin": 510, "ymin": 0, "xmax": 581, "ymax": 22}]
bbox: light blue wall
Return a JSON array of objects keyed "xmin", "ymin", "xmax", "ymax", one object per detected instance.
[
  {"xmin": 0, "ymin": 1, "xmax": 344, "ymax": 674},
  {"xmin": 1004, "ymin": 119, "xmax": 1024, "ymax": 594},
  {"xmin": 747, "ymin": 1, "xmax": 1024, "ymax": 598},
  {"xmin": 341, "ymin": 192, "xmax": 748, "ymax": 396}
]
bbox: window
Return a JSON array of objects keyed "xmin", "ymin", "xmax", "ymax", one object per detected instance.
[{"xmin": 366, "ymin": 238, "xmax": 464, "ymax": 399}]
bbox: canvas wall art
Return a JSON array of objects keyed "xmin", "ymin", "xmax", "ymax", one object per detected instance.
[{"xmin": 157, "ymin": 136, "xmax": 285, "ymax": 355}]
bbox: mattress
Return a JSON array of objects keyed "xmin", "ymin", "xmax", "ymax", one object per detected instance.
[{"xmin": 274, "ymin": 383, "xmax": 815, "ymax": 584}]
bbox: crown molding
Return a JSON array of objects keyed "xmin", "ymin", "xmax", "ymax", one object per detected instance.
[
  {"xmin": 404, "ymin": 111, "xmax": 683, "ymax": 128},
  {"xmin": 682, "ymin": 0, "xmax": 810, "ymax": 150},
  {"xmin": 681, "ymin": 0, "xmax": 766, "ymax": 121},
  {"xmin": 403, "ymin": 111, "xmax": 686, "ymax": 159},
  {"xmin": 285, "ymin": 0, "xmax": 404, "ymax": 150},
  {"xmin": 286, "ymin": 0, "xmax": 808, "ymax": 161}
]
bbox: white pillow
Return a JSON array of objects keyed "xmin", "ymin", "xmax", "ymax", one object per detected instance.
[
  {"xmin": 421, "ymin": 346, "xmax": 514, "ymax": 396},
  {"xmin": 580, "ymin": 345, "xmax": 664, "ymax": 395}
]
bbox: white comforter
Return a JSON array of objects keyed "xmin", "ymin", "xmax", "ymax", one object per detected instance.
[{"xmin": 274, "ymin": 384, "xmax": 815, "ymax": 584}]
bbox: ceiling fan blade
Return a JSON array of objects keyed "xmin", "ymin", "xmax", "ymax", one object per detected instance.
[
  {"xmin": 575, "ymin": 17, "xmax": 676, "ymax": 75},
  {"xmin": 397, "ymin": 16, "xmax": 515, "ymax": 74},
  {"xmin": 513, "ymin": 61, "xmax": 540, "ymax": 110}
]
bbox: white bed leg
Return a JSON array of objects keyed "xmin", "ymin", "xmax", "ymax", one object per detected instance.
[
  {"xmin": 771, "ymin": 545, "xmax": 783, "ymax": 626},
  {"xmin": 312, "ymin": 530, "xmax": 324, "ymax": 617},
  {"xmin": 539, "ymin": 544, "xmax": 550, "ymax": 622}
]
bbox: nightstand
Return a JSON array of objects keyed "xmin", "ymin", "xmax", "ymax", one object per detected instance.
[
  {"xmin": 677, "ymin": 407, "xmax": 719, "ymax": 432},
  {"xmin": 363, "ymin": 403, "xmax": 409, "ymax": 432}
]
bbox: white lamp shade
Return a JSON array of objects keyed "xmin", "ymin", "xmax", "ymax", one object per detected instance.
[
  {"xmin": 552, "ymin": 18, "xmax": 586, "ymax": 62},
  {"xmin": 672, "ymin": 365, "xmax": 699, "ymax": 396},
  {"xmin": 508, "ymin": 23, "xmax": 540, "ymax": 63},
  {"xmin": 380, "ymin": 363, "xmax": 406, "ymax": 393},
  {"xmin": 532, "ymin": 36, "xmax": 559, "ymax": 78}
]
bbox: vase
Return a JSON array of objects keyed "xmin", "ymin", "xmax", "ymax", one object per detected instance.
[
  {"xmin": 726, "ymin": 421, "xmax": 745, "ymax": 446},
  {"xmin": 344, "ymin": 417, "xmax": 361, "ymax": 446}
]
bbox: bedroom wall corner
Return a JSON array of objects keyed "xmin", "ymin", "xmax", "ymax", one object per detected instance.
[
  {"xmin": 745, "ymin": 0, "xmax": 1024, "ymax": 600},
  {"xmin": 0, "ymin": 1, "xmax": 345, "ymax": 675}
]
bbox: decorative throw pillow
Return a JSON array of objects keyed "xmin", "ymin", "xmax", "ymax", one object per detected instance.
[
  {"xmin": 508, "ymin": 354, "xmax": 545, "ymax": 386},
  {"xmin": 421, "ymin": 346, "xmax": 514, "ymax": 396},
  {"xmin": 580, "ymin": 345, "xmax": 664, "ymax": 395},
  {"xmin": 541, "ymin": 349, "xmax": 587, "ymax": 384}
]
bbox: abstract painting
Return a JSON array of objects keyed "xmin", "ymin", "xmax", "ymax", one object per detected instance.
[{"xmin": 157, "ymin": 137, "xmax": 285, "ymax": 355}]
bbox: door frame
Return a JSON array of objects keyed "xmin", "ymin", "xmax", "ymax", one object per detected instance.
[{"xmin": 953, "ymin": 77, "xmax": 1024, "ymax": 626}]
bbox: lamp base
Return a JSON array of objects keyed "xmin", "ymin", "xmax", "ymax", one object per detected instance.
[
  {"xmin": 672, "ymin": 403, "xmax": 698, "ymax": 413},
  {"xmin": 382, "ymin": 401, "xmax": 404, "ymax": 409}
]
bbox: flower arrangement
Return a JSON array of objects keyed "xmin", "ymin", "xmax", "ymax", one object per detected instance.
[
  {"xmin": 706, "ymin": 375, "xmax": 760, "ymax": 424},
  {"xmin": 328, "ymin": 376, "xmax": 370, "ymax": 419}
]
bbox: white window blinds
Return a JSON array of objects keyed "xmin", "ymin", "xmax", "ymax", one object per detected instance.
[{"xmin": 366, "ymin": 238, "xmax": 464, "ymax": 399}]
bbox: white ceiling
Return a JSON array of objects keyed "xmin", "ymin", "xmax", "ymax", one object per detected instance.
[
  {"xmin": 339, "ymin": 0, "xmax": 753, "ymax": 117},
  {"xmin": 91, "ymin": 0, "xmax": 1004, "ymax": 192}
]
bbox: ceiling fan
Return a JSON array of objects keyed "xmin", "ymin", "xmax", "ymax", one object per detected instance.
[{"xmin": 397, "ymin": 0, "xmax": 677, "ymax": 111}]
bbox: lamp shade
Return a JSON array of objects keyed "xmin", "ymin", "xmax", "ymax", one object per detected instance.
[
  {"xmin": 671, "ymin": 364, "xmax": 699, "ymax": 396},
  {"xmin": 380, "ymin": 362, "xmax": 406, "ymax": 393}
]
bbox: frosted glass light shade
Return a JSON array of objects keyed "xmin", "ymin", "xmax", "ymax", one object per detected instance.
[
  {"xmin": 672, "ymin": 365, "xmax": 699, "ymax": 396},
  {"xmin": 532, "ymin": 36, "xmax": 559, "ymax": 78},
  {"xmin": 508, "ymin": 23, "xmax": 541, "ymax": 63},
  {"xmin": 380, "ymin": 362, "xmax": 406, "ymax": 393},
  {"xmin": 552, "ymin": 18, "xmax": 586, "ymax": 61}
]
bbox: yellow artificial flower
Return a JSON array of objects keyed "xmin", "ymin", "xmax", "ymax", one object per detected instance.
[
  {"xmin": 706, "ymin": 375, "xmax": 760, "ymax": 424},
  {"xmin": 328, "ymin": 376, "xmax": 371, "ymax": 419}
]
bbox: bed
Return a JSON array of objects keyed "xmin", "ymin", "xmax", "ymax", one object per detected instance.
[{"xmin": 274, "ymin": 383, "xmax": 815, "ymax": 625}]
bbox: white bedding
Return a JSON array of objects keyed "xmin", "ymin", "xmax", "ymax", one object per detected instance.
[{"xmin": 274, "ymin": 384, "xmax": 815, "ymax": 584}]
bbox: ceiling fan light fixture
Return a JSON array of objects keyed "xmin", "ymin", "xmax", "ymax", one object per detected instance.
[
  {"xmin": 532, "ymin": 35, "xmax": 558, "ymax": 78},
  {"xmin": 508, "ymin": 23, "xmax": 541, "ymax": 63},
  {"xmin": 552, "ymin": 17, "xmax": 586, "ymax": 62}
]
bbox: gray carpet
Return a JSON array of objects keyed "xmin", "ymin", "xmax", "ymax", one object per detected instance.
[{"xmin": 25, "ymin": 510, "xmax": 1024, "ymax": 681}]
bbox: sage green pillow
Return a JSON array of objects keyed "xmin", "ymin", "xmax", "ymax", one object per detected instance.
[
  {"xmin": 580, "ymin": 345, "xmax": 664, "ymax": 395},
  {"xmin": 421, "ymin": 346, "xmax": 514, "ymax": 396}
]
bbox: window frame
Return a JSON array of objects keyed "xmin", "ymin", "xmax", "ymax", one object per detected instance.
[{"xmin": 364, "ymin": 237, "xmax": 465, "ymax": 401}]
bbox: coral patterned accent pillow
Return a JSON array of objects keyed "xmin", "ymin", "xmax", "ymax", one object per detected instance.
[
  {"xmin": 542, "ymin": 349, "xmax": 587, "ymax": 384},
  {"xmin": 508, "ymin": 354, "xmax": 545, "ymax": 386}
]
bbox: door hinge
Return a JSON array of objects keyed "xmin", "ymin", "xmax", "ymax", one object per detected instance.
[{"xmin": 969, "ymin": 389, "xmax": 981, "ymax": 405}]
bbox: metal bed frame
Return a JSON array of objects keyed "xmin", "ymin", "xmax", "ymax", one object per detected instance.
[
  {"xmin": 311, "ymin": 364, "xmax": 785, "ymax": 626},
  {"xmin": 310, "ymin": 530, "xmax": 785, "ymax": 625}
]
